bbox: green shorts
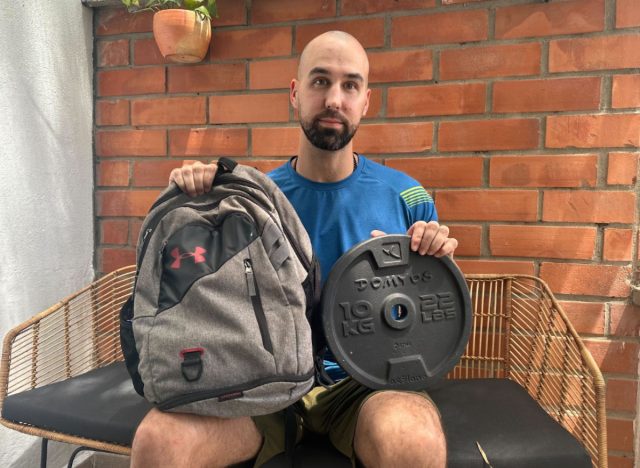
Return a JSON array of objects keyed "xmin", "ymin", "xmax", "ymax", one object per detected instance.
[{"xmin": 251, "ymin": 378, "xmax": 434, "ymax": 467}]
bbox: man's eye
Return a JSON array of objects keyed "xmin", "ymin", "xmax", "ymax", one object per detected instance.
[
  {"xmin": 313, "ymin": 78, "xmax": 328, "ymax": 86},
  {"xmin": 344, "ymin": 82, "xmax": 358, "ymax": 91}
]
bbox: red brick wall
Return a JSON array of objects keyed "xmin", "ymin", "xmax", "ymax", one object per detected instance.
[{"xmin": 94, "ymin": 0, "xmax": 639, "ymax": 465}]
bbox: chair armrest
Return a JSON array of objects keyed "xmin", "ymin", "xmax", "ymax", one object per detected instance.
[{"xmin": 0, "ymin": 266, "xmax": 136, "ymax": 405}]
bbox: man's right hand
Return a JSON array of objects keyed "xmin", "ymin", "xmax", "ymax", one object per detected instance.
[{"xmin": 169, "ymin": 161, "xmax": 218, "ymax": 197}]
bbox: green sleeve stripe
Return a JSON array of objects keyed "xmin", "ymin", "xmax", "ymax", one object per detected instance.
[
  {"xmin": 400, "ymin": 186, "xmax": 425, "ymax": 198},
  {"xmin": 404, "ymin": 192, "xmax": 433, "ymax": 204},
  {"xmin": 406, "ymin": 196, "xmax": 432, "ymax": 208},
  {"xmin": 401, "ymin": 186, "xmax": 434, "ymax": 207}
]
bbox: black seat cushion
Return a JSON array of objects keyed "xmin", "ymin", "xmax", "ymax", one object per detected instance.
[
  {"xmin": 430, "ymin": 379, "xmax": 592, "ymax": 468},
  {"xmin": 2, "ymin": 364, "xmax": 591, "ymax": 467},
  {"xmin": 2, "ymin": 362, "xmax": 152, "ymax": 446}
]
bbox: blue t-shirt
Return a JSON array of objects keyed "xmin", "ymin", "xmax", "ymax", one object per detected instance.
[{"xmin": 268, "ymin": 155, "xmax": 438, "ymax": 380}]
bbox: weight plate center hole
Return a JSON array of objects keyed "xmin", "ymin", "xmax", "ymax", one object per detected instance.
[{"xmin": 391, "ymin": 304, "xmax": 408, "ymax": 322}]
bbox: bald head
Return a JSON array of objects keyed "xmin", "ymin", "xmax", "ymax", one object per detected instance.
[{"xmin": 297, "ymin": 31, "xmax": 370, "ymax": 83}]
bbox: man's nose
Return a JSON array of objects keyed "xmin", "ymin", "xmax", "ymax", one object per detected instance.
[{"xmin": 325, "ymin": 84, "xmax": 342, "ymax": 110}]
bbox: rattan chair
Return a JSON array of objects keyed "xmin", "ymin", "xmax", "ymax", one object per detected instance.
[{"xmin": 0, "ymin": 266, "xmax": 606, "ymax": 467}]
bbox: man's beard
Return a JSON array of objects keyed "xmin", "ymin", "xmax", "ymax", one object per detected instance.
[{"xmin": 300, "ymin": 111, "xmax": 358, "ymax": 151}]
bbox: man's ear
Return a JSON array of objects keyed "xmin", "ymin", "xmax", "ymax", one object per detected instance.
[
  {"xmin": 362, "ymin": 87, "xmax": 371, "ymax": 117},
  {"xmin": 290, "ymin": 79, "xmax": 299, "ymax": 109}
]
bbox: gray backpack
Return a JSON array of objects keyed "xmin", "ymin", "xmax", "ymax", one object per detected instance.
[{"xmin": 120, "ymin": 158, "xmax": 320, "ymax": 417}]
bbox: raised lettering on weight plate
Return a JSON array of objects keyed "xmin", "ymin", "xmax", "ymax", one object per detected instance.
[
  {"xmin": 419, "ymin": 293, "xmax": 457, "ymax": 323},
  {"xmin": 354, "ymin": 271, "xmax": 432, "ymax": 292},
  {"xmin": 340, "ymin": 301, "xmax": 376, "ymax": 337}
]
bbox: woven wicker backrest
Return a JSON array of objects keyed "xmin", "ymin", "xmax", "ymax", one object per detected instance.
[{"xmin": 0, "ymin": 266, "xmax": 135, "ymax": 398}]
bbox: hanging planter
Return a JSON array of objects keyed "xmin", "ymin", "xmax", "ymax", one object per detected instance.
[
  {"xmin": 120, "ymin": 0, "xmax": 217, "ymax": 64},
  {"xmin": 153, "ymin": 9, "xmax": 211, "ymax": 63}
]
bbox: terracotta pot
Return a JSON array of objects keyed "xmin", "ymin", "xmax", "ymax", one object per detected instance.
[{"xmin": 153, "ymin": 9, "xmax": 211, "ymax": 64}]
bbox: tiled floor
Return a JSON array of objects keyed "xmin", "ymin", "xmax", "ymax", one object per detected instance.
[{"xmin": 74, "ymin": 453, "xmax": 130, "ymax": 468}]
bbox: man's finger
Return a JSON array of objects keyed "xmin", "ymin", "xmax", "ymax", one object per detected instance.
[
  {"xmin": 371, "ymin": 230, "xmax": 386, "ymax": 238},
  {"xmin": 426, "ymin": 225, "xmax": 449, "ymax": 255},
  {"xmin": 169, "ymin": 168, "xmax": 187, "ymax": 191},
  {"xmin": 192, "ymin": 164, "xmax": 205, "ymax": 195},
  {"xmin": 201, "ymin": 163, "xmax": 217, "ymax": 193},
  {"xmin": 408, "ymin": 221, "xmax": 428, "ymax": 251},
  {"xmin": 434, "ymin": 238, "xmax": 458, "ymax": 258},
  {"xmin": 180, "ymin": 165, "xmax": 198, "ymax": 197}
]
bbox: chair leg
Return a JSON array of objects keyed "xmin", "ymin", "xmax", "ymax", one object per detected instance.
[
  {"xmin": 40, "ymin": 439, "xmax": 48, "ymax": 468},
  {"xmin": 67, "ymin": 446, "xmax": 93, "ymax": 468}
]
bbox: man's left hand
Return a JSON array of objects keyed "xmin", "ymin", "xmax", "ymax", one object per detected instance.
[{"xmin": 371, "ymin": 221, "xmax": 458, "ymax": 257}]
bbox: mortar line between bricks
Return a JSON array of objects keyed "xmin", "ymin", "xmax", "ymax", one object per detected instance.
[
  {"xmin": 536, "ymin": 188, "xmax": 543, "ymax": 224},
  {"xmin": 432, "ymin": 121, "xmax": 439, "ymax": 153},
  {"xmin": 383, "ymin": 14, "xmax": 392, "ymax": 49},
  {"xmin": 540, "ymin": 40, "xmax": 549, "ymax": 76},
  {"xmin": 602, "ymin": 375, "xmax": 640, "ymax": 383},
  {"xmin": 111, "ymin": 110, "xmax": 621, "ymax": 127},
  {"xmin": 290, "ymin": 22, "xmax": 296, "ymax": 56},
  {"xmin": 96, "ymin": 66, "xmax": 630, "ymax": 82},
  {"xmin": 487, "ymin": 5, "xmax": 496, "ymax": 41},
  {"xmin": 245, "ymin": 60, "xmax": 250, "ymax": 92},
  {"xmin": 598, "ymin": 152, "xmax": 608, "ymax": 187},
  {"xmin": 379, "ymin": 87, "xmax": 388, "ymax": 119},
  {"xmin": 578, "ymin": 335, "xmax": 640, "ymax": 346},
  {"xmin": 601, "ymin": 372, "xmax": 640, "ymax": 382},
  {"xmin": 217, "ymin": 26, "xmax": 640, "ymax": 46},
  {"xmin": 485, "ymin": 80, "xmax": 493, "ymax": 113},
  {"xmin": 96, "ymin": 150, "xmax": 626, "ymax": 162},
  {"xmin": 96, "ymin": 67, "xmax": 640, "ymax": 82},
  {"xmin": 595, "ymin": 225, "xmax": 605, "ymax": 262},
  {"xmin": 604, "ymin": 0, "xmax": 616, "ymax": 31},
  {"xmin": 602, "ymin": 75, "xmax": 613, "ymax": 110},
  {"xmin": 631, "ymin": 160, "xmax": 640, "ymax": 294},
  {"xmin": 538, "ymin": 115, "xmax": 545, "ymax": 152},
  {"xmin": 95, "ymin": 22, "xmax": 640, "ymax": 46},
  {"xmin": 246, "ymin": 0, "xmax": 253, "ymax": 24},
  {"xmin": 92, "ymin": 12, "xmax": 101, "ymax": 277},
  {"xmin": 481, "ymin": 156, "xmax": 490, "ymax": 188},
  {"xmin": 480, "ymin": 223, "xmax": 490, "ymax": 257},
  {"xmin": 604, "ymin": 302, "xmax": 612, "ymax": 336}
]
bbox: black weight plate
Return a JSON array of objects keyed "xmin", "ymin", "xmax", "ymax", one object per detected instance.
[{"xmin": 322, "ymin": 235, "xmax": 472, "ymax": 391}]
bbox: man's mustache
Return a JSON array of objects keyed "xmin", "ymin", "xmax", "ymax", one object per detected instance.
[{"xmin": 314, "ymin": 111, "xmax": 348, "ymax": 125}]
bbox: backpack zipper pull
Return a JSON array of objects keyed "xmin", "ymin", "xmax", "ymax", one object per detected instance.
[{"xmin": 244, "ymin": 259, "xmax": 257, "ymax": 296}]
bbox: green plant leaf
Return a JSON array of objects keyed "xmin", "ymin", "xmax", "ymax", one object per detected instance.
[
  {"xmin": 121, "ymin": 0, "xmax": 215, "ymax": 16},
  {"xmin": 194, "ymin": 5, "xmax": 211, "ymax": 20},
  {"xmin": 120, "ymin": 0, "xmax": 140, "ymax": 10},
  {"xmin": 207, "ymin": 0, "xmax": 218, "ymax": 18}
]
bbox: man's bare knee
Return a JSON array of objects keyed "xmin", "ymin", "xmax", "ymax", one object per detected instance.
[
  {"xmin": 131, "ymin": 409, "xmax": 262, "ymax": 468},
  {"xmin": 354, "ymin": 392, "xmax": 446, "ymax": 468}
]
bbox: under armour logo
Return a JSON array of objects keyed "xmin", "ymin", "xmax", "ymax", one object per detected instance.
[
  {"xmin": 383, "ymin": 244, "xmax": 401, "ymax": 259},
  {"xmin": 170, "ymin": 247, "xmax": 207, "ymax": 269}
]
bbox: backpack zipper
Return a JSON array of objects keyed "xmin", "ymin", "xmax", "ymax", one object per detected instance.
[{"xmin": 244, "ymin": 258, "xmax": 274, "ymax": 355}]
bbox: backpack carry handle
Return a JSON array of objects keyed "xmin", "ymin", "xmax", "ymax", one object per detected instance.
[{"xmin": 215, "ymin": 157, "xmax": 237, "ymax": 178}]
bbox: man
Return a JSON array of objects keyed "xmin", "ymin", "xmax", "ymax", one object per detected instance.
[{"xmin": 131, "ymin": 31, "xmax": 455, "ymax": 468}]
